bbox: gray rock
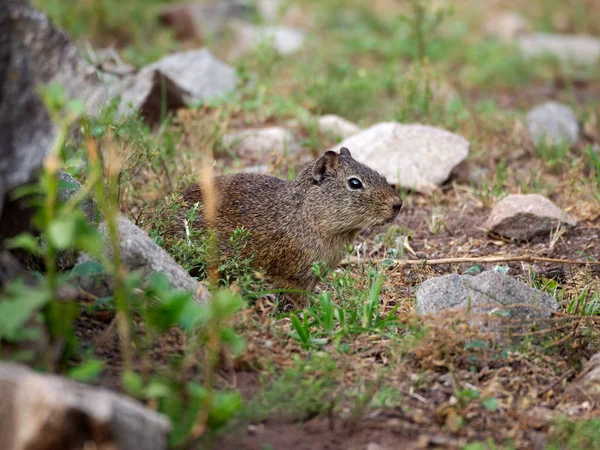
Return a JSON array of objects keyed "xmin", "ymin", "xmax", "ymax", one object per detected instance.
[
  {"xmin": 75, "ymin": 216, "xmax": 209, "ymax": 303},
  {"xmin": 484, "ymin": 11, "xmax": 528, "ymax": 42},
  {"xmin": 318, "ymin": 115, "xmax": 361, "ymax": 139},
  {"xmin": 518, "ymin": 33, "xmax": 600, "ymax": 66},
  {"xmin": 117, "ymin": 69, "xmax": 189, "ymax": 125},
  {"xmin": 0, "ymin": 362, "xmax": 170, "ymax": 450},
  {"xmin": 0, "ymin": 3, "xmax": 108, "ymax": 240},
  {"xmin": 57, "ymin": 171, "xmax": 100, "ymax": 223},
  {"xmin": 222, "ymin": 127, "xmax": 295, "ymax": 161},
  {"xmin": 484, "ymin": 194, "xmax": 576, "ymax": 241},
  {"xmin": 229, "ymin": 21, "xmax": 306, "ymax": 58},
  {"xmin": 118, "ymin": 49, "xmax": 236, "ymax": 121},
  {"xmin": 329, "ymin": 122, "xmax": 469, "ymax": 192},
  {"xmin": 416, "ymin": 270, "xmax": 559, "ymax": 334},
  {"xmin": 526, "ymin": 102, "xmax": 579, "ymax": 147},
  {"xmin": 159, "ymin": 1, "xmax": 253, "ymax": 40}
]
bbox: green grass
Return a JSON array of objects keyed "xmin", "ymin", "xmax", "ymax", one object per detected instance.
[{"xmin": 547, "ymin": 418, "xmax": 600, "ymax": 450}]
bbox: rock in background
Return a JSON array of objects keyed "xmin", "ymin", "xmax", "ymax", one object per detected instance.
[
  {"xmin": 318, "ymin": 115, "xmax": 361, "ymax": 139},
  {"xmin": 223, "ymin": 127, "xmax": 296, "ymax": 162},
  {"xmin": 229, "ymin": 20, "xmax": 306, "ymax": 58},
  {"xmin": 117, "ymin": 48, "xmax": 237, "ymax": 124},
  {"xmin": 526, "ymin": 102, "xmax": 579, "ymax": 146},
  {"xmin": 330, "ymin": 122, "xmax": 469, "ymax": 192},
  {"xmin": 484, "ymin": 11, "xmax": 528, "ymax": 42},
  {"xmin": 484, "ymin": 194, "xmax": 576, "ymax": 241},
  {"xmin": 0, "ymin": 362, "xmax": 170, "ymax": 450},
  {"xmin": 159, "ymin": 1, "xmax": 253, "ymax": 41},
  {"xmin": 518, "ymin": 33, "xmax": 600, "ymax": 66}
]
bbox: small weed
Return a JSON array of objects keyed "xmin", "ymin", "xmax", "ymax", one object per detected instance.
[
  {"xmin": 241, "ymin": 355, "xmax": 338, "ymax": 423},
  {"xmin": 535, "ymin": 140, "xmax": 571, "ymax": 168}
]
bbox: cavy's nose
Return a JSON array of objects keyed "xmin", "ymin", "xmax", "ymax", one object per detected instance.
[{"xmin": 392, "ymin": 198, "xmax": 403, "ymax": 215}]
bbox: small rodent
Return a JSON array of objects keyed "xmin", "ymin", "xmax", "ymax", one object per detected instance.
[{"xmin": 182, "ymin": 147, "xmax": 402, "ymax": 304}]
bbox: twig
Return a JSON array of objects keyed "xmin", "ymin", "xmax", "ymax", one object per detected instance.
[{"xmin": 342, "ymin": 255, "xmax": 600, "ymax": 268}]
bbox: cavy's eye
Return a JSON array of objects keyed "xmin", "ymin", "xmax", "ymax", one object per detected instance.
[{"xmin": 347, "ymin": 177, "xmax": 364, "ymax": 190}]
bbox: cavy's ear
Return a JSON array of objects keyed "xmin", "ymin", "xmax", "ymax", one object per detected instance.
[
  {"xmin": 339, "ymin": 147, "xmax": 351, "ymax": 157},
  {"xmin": 313, "ymin": 151, "xmax": 340, "ymax": 183}
]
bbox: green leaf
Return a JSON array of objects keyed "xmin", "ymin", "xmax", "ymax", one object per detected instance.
[
  {"xmin": 220, "ymin": 328, "xmax": 246, "ymax": 356},
  {"xmin": 57, "ymin": 179, "xmax": 80, "ymax": 191},
  {"xmin": 47, "ymin": 216, "xmax": 77, "ymax": 250},
  {"xmin": 207, "ymin": 391, "xmax": 243, "ymax": 429},
  {"xmin": 145, "ymin": 379, "xmax": 172, "ymax": 399},
  {"xmin": 5, "ymin": 233, "xmax": 41, "ymax": 255},
  {"xmin": 0, "ymin": 280, "xmax": 50, "ymax": 341},
  {"xmin": 146, "ymin": 292, "xmax": 191, "ymax": 332},
  {"xmin": 122, "ymin": 371, "xmax": 144, "ymax": 397},
  {"xmin": 70, "ymin": 261, "xmax": 105, "ymax": 278},
  {"xmin": 381, "ymin": 258, "xmax": 395, "ymax": 267},
  {"xmin": 482, "ymin": 397, "xmax": 499, "ymax": 411},
  {"xmin": 464, "ymin": 340, "xmax": 488, "ymax": 350},
  {"xmin": 67, "ymin": 99, "xmax": 86, "ymax": 116},
  {"xmin": 464, "ymin": 263, "xmax": 481, "ymax": 275},
  {"xmin": 69, "ymin": 360, "xmax": 104, "ymax": 382}
]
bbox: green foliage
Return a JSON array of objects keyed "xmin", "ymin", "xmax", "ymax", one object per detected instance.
[
  {"xmin": 289, "ymin": 269, "xmax": 400, "ymax": 349},
  {"xmin": 0, "ymin": 280, "xmax": 50, "ymax": 342},
  {"xmin": 398, "ymin": 0, "xmax": 454, "ymax": 61},
  {"xmin": 242, "ymin": 355, "xmax": 338, "ymax": 423},
  {"xmin": 35, "ymin": 0, "xmax": 177, "ymax": 66},
  {"xmin": 547, "ymin": 418, "xmax": 600, "ymax": 450}
]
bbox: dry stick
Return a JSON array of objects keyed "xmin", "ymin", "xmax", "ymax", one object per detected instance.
[{"xmin": 342, "ymin": 255, "xmax": 600, "ymax": 268}]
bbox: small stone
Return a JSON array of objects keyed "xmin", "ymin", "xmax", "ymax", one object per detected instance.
[
  {"xmin": 118, "ymin": 49, "xmax": 236, "ymax": 122},
  {"xmin": 222, "ymin": 127, "xmax": 295, "ymax": 161},
  {"xmin": 329, "ymin": 122, "xmax": 469, "ymax": 192},
  {"xmin": 74, "ymin": 216, "xmax": 209, "ymax": 303},
  {"xmin": 484, "ymin": 194, "xmax": 576, "ymax": 241},
  {"xmin": 526, "ymin": 102, "xmax": 579, "ymax": 146},
  {"xmin": 159, "ymin": 1, "xmax": 253, "ymax": 41},
  {"xmin": 0, "ymin": 362, "xmax": 170, "ymax": 450},
  {"xmin": 518, "ymin": 33, "xmax": 600, "ymax": 66},
  {"xmin": 416, "ymin": 271, "xmax": 559, "ymax": 335},
  {"xmin": 562, "ymin": 352, "xmax": 600, "ymax": 404},
  {"xmin": 484, "ymin": 11, "xmax": 528, "ymax": 42},
  {"xmin": 229, "ymin": 21, "xmax": 305, "ymax": 58},
  {"xmin": 318, "ymin": 115, "xmax": 361, "ymax": 139}
]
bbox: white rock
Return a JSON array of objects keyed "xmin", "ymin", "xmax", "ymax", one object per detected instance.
[
  {"xmin": 318, "ymin": 115, "xmax": 361, "ymax": 139},
  {"xmin": 518, "ymin": 33, "xmax": 600, "ymax": 65},
  {"xmin": 526, "ymin": 102, "xmax": 579, "ymax": 146},
  {"xmin": 229, "ymin": 21, "xmax": 305, "ymax": 57},
  {"xmin": 484, "ymin": 11, "xmax": 528, "ymax": 42},
  {"xmin": 223, "ymin": 127, "xmax": 295, "ymax": 161},
  {"xmin": 143, "ymin": 48, "xmax": 236, "ymax": 101},
  {"xmin": 0, "ymin": 362, "xmax": 170, "ymax": 450},
  {"xmin": 484, "ymin": 194, "xmax": 576, "ymax": 241},
  {"xmin": 257, "ymin": 0, "xmax": 281, "ymax": 22},
  {"xmin": 329, "ymin": 122, "xmax": 469, "ymax": 192},
  {"xmin": 118, "ymin": 49, "xmax": 236, "ymax": 120}
]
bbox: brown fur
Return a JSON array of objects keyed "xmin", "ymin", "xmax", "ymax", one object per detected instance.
[{"xmin": 182, "ymin": 148, "xmax": 402, "ymax": 303}]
